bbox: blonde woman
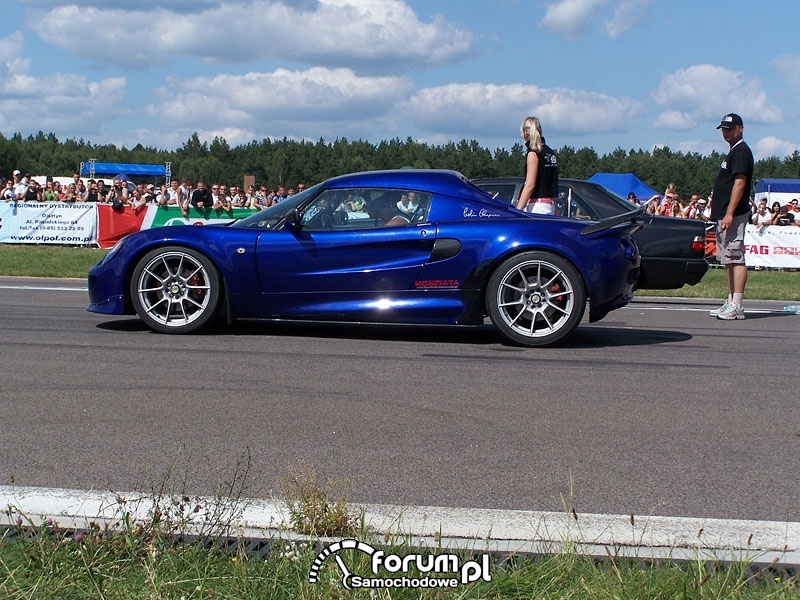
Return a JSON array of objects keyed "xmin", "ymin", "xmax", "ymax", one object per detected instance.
[{"xmin": 516, "ymin": 116, "xmax": 559, "ymax": 214}]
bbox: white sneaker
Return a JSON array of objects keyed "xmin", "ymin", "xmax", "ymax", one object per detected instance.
[
  {"xmin": 709, "ymin": 301, "xmax": 731, "ymax": 317},
  {"xmin": 716, "ymin": 303, "xmax": 745, "ymax": 320}
]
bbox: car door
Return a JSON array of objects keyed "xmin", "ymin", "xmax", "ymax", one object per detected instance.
[{"xmin": 254, "ymin": 187, "xmax": 437, "ymax": 294}]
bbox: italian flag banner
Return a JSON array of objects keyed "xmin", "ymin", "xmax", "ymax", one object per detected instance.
[{"xmin": 97, "ymin": 205, "xmax": 256, "ymax": 248}]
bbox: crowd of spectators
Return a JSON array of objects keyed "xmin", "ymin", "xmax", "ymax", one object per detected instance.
[
  {"xmin": 5, "ymin": 168, "xmax": 800, "ymax": 227},
  {"xmin": 2, "ymin": 169, "xmax": 306, "ymax": 214},
  {"xmin": 630, "ymin": 181, "xmax": 800, "ymax": 227}
]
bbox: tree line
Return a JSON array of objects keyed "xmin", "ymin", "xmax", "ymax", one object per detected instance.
[{"xmin": 2, "ymin": 131, "xmax": 799, "ymax": 198}]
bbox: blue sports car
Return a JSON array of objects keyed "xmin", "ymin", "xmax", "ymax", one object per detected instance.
[{"xmin": 88, "ymin": 169, "xmax": 642, "ymax": 346}]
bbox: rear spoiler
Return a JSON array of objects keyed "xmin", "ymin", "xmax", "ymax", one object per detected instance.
[{"xmin": 580, "ymin": 206, "xmax": 643, "ymax": 236}]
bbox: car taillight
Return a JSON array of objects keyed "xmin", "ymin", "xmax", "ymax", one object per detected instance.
[{"xmin": 691, "ymin": 235, "xmax": 705, "ymax": 252}]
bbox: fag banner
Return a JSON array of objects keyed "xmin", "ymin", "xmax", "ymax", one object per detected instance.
[
  {"xmin": 743, "ymin": 224, "xmax": 800, "ymax": 268},
  {"xmin": 0, "ymin": 202, "xmax": 96, "ymax": 245}
]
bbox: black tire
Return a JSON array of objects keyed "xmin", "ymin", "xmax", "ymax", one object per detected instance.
[
  {"xmin": 130, "ymin": 246, "xmax": 221, "ymax": 334},
  {"xmin": 486, "ymin": 251, "xmax": 586, "ymax": 346}
]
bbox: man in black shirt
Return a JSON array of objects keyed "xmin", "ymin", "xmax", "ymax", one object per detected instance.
[
  {"xmin": 84, "ymin": 180, "xmax": 100, "ymax": 202},
  {"xmin": 709, "ymin": 113, "xmax": 753, "ymax": 320},
  {"xmin": 190, "ymin": 181, "xmax": 213, "ymax": 210}
]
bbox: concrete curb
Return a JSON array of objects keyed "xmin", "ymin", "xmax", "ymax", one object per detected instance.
[{"xmin": 2, "ymin": 485, "xmax": 798, "ymax": 565}]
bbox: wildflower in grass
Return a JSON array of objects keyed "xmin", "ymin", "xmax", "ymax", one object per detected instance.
[{"xmin": 279, "ymin": 541, "xmax": 304, "ymax": 562}]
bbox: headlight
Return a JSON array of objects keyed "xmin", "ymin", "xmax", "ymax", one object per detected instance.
[{"xmin": 101, "ymin": 236, "xmax": 128, "ymax": 264}]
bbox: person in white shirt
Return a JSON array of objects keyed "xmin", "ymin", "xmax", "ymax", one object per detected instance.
[
  {"xmin": 166, "ymin": 180, "xmax": 181, "ymax": 206},
  {"xmin": 752, "ymin": 198, "xmax": 772, "ymax": 230},
  {"xmin": 3, "ymin": 179, "xmax": 15, "ymax": 201},
  {"xmin": 12, "ymin": 171, "xmax": 28, "ymax": 200},
  {"xmin": 396, "ymin": 192, "xmax": 418, "ymax": 215},
  {"xmin": 789, "ymin": 198, "xmax": 800, "ymax": 226},
  {"xmin": 179, "ymin": 179, "xmax": 192, "ymax": 210}
]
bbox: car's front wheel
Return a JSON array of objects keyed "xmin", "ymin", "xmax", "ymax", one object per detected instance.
[
  {"xmin": 486, "ymin": 252, "xmax": 586, "ymax": 346},
  {"xmin": 130, "ymin": 246, "xmax": 221, "ymax": 334}
]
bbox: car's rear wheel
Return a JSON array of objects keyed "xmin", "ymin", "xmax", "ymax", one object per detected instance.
[
  {"xmin": 486, "ymin": 251, "xmax": 586, "ymax": 346},
  {"xmin": 130, "ymin": 246, "xmax": 221, "ymax": 334}
]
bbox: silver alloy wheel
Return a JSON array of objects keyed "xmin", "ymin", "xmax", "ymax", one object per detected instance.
[
  {"xmin": 134, "ymin": 250, "xmax": 215, "ymax": 329},
  {"xmin": 487, "ymin": 252, "xmax": 585, "ymax": 346}
]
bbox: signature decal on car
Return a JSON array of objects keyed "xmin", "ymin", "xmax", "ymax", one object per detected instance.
[
  {"xmin": 414, "ymin": 279, "xmax": 460, "ymax": 289},
  {"xmin": 463, "ymin": 207, "xmax": 502, "ymax": 218}
]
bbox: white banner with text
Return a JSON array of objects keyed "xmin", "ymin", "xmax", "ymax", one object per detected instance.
[
  {"xmin": 743, "ymin": 224, "xmax": 800, "ymax": 268},
  {"xmin": 0, "ymin": 202, "xmax": 96, "ymax": 245}
]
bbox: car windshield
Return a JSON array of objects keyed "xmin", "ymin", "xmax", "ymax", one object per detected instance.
[{"xmin": 231, "ymin": 183, "xmax": 322, "ymax": 229}]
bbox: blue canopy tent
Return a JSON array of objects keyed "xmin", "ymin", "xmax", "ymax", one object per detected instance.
[
  {"xmin": 80, "ymin": 160, "xmax": 171, "ymax": 183},
  {"xmin": 754, "ymin": 178, "xmax": 800, "ymax": 207},
  {"xmin": 754, "ymin": 178, "xmax": 800, "ymax": 194},
  {"xmin": 587, "ymin": 172, "xmax": 658, "ymax": 204}
]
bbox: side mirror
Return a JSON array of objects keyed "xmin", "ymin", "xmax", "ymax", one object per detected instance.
[{"xmin": 284, "ymin": 208, "xmax": 302, "ymax": 229}]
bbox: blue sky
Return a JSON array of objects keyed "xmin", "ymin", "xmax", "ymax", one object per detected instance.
[{"xmin": 1, "ymin": 0, "xmax": 798, "ymax": 161}]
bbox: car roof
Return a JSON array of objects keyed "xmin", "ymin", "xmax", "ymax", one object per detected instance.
[
  {"xmin": 325, "ymin": 169, "xmax": 465, "ymax": 190},
  {"xmin": 326, "ymin": 169, "xmax": 508, "ymax": 207},
  {"xmin": 472, "ymin": 176, "xmax": 587, "ymax": 186}
]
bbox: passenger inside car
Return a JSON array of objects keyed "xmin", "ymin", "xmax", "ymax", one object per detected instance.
[{"xmin": 300, "ymin": 188, "xmax": 430, "ymax": 230}]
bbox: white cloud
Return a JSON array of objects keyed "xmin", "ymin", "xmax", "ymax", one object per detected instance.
[
  {"xmin": 541, "ymin": 0, "xmax": 609, "ymax": 37},
  {"xmin": 0, "ymin": 33, "xmax": 126, "ymax": 135},
  {"xmin": 400, "ymin": 82, "xmax": 645, "ymax": 138},
  {"xmin": 0, "ymin": 32, "xmax": 31, "ymax": 81},
  {"xmin": 753, "ymin": 136, "xmax": 798, "ymax": 160},
  {"xmin": 140, "ymin": 77, "xmax": 648, "ymax": 150},
  {"xmin": 31, "ymin": 0, "xmax": 473, "ymax": 72},
  {"xmin": 668, "ymin": 136, "xmax": 798, "ymax": 162},
  {"xmin": 541, "ymin": 0, "xmax": 650, "ymax": 38},
  {"xmin": 147, "ymin": 67, "xmax": 412, "ymax": 134},
  {"xmin": 603, "ymin": 0, "xmax": 653, "ymax": 38},
  {"xmin": 668, "ymin": 140, "xmax": 721, "ymax": 158},
  {"xmin": 773, "ymin": 54, "xmax": 800, "ymax": 98},
  {"xmin": 653, "ymin": 64, "xmax": 782, "ymax": 130}
]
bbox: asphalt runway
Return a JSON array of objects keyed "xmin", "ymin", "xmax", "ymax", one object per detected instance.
[{"xmin": 0, "ymin": 277, "xmax": 798, "ymax": 523}]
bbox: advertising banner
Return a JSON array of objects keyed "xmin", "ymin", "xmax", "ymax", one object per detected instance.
[
  {"xmin": 743, "ymin": 224, "xmax": 800, "ymax": 268},
  {"xmin": 0, "ymin": 202, "xmax": 96, "ymax": 245},
  {"xmin": 96, "ymin": 205, "xmax": 255, "ymax": 248},
  {"xmin": 96, "ymin": 204, "xmax": 150, "ymax": 249},
  {"xmin": 141, "ymin": 205, "xmax": 255, "ymax": 230}
]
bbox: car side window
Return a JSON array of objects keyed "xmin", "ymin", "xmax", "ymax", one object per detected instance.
[
  {"xmin": 557, "ymin": 185, "xmax": 599, "ymax": 220},
  {"xmin": 301, "ymin": 188, "xmax": 431, "ymax": 230},
  {"xmin": 476, "ymin": 183, "xmax": 518, "ymax": 204}
]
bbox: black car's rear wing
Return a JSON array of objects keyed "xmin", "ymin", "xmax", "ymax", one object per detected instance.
[{"xmin": 580, "ymin": 206, "xmax": 643, "ymax": 236}]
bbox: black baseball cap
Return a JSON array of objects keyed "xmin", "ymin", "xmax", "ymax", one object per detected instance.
[{"xmin": 716, "ymin": 113, "xmax": 743, "ymax": 129}]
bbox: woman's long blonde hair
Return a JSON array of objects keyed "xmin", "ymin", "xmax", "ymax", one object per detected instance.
[{"xmin": 520, "ymin": 116, "xmax": 543, "ymax": 153}]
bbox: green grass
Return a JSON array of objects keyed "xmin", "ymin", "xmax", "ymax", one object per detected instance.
[
  {"xmin": 2, "ymin": 524, "xmax": 796, "ymax": 599},
  {"xmin": 1, "ymin": 245, "xmax": 798, "ymax": 302},
  {"xmin": 0, "ymin": 245, "xmax": 108, "ymax": 278},
  {"xmin": 637, "ymin": 266, "xmax": 800, "ymax": 302}
]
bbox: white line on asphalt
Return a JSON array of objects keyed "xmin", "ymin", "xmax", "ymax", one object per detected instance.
[
  {"xmin": 2, "ymin": 486, "xmax": 798, "ymax": 565},
  {"xmin": 0, "ymin": 284, "xmax": 86, "ymax": 292},
  {"xmin": 626, "ymin": 305, "xmax": 777, "ymax": 314}
]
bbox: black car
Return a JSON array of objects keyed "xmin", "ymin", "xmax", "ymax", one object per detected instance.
[{"xmin": 472, "ymin": 177, "xmax": 708, "ymax": 289}]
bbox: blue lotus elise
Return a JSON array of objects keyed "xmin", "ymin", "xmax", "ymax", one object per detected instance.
[{"xmin": 88, "ymin": 169, "xmax": 642, "ymax": 346}]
